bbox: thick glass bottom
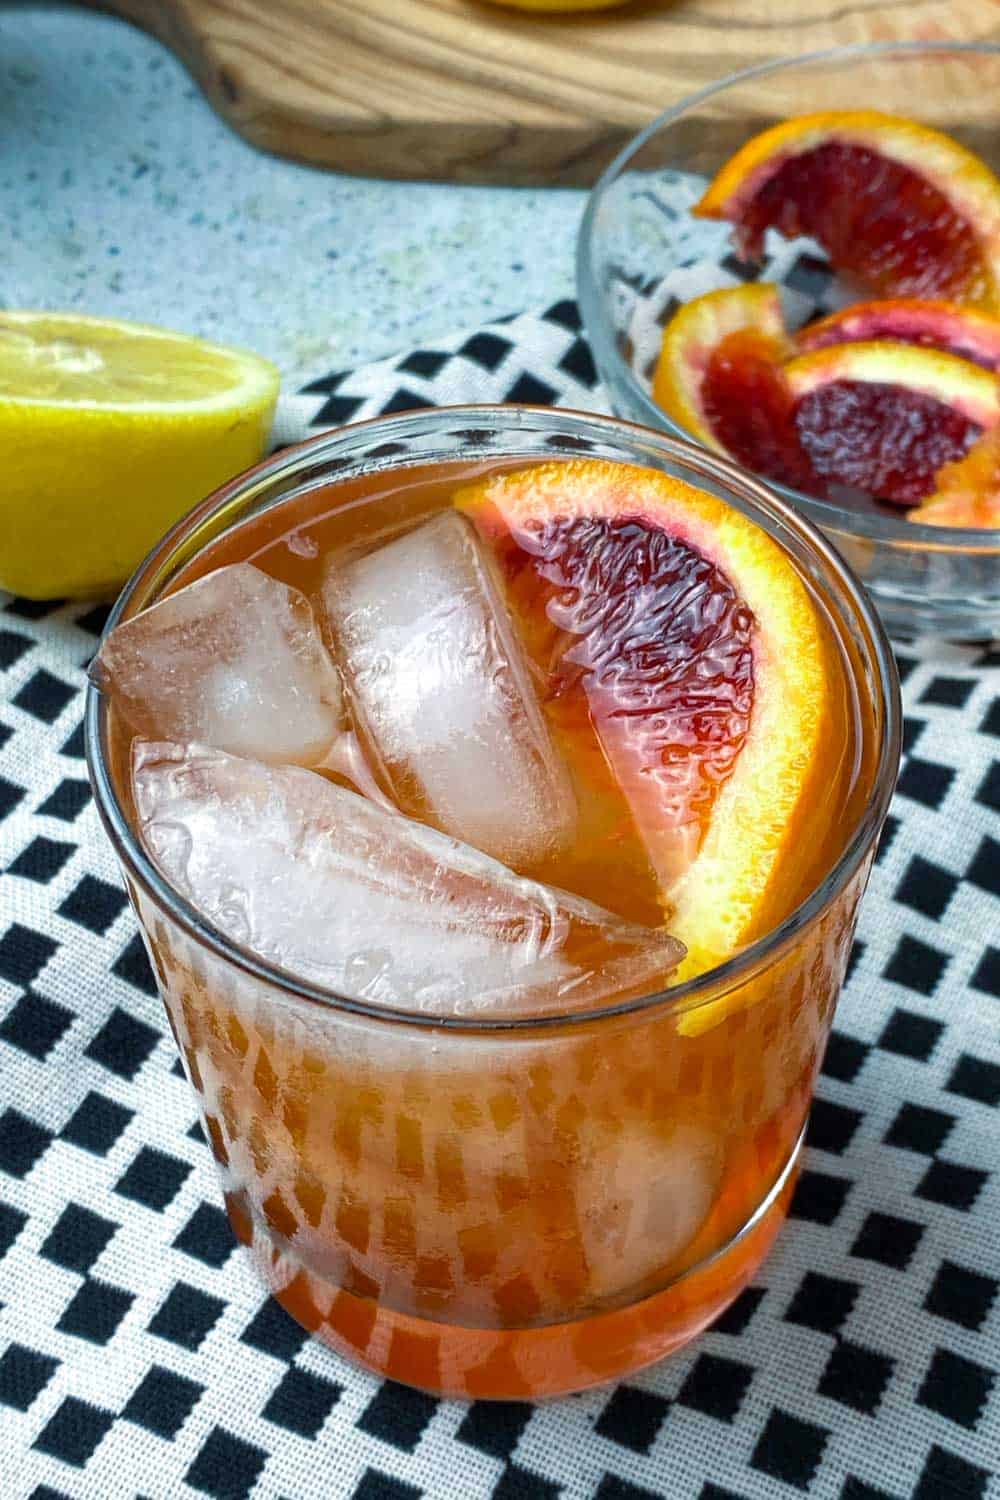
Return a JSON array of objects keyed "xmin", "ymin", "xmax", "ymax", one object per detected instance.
[{"xmin": 227, "ymin": 1134, "xmax": 801, "ymax": 1400}]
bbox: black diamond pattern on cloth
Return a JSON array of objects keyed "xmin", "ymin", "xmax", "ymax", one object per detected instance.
[{"xmin": 1, "ymin": 303, "xmax": 998, "ymax": 1499}]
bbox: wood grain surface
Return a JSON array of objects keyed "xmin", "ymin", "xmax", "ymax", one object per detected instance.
[{"xmin": 80, "ymin": 0, "xmax": 1000, "ymax": 183}]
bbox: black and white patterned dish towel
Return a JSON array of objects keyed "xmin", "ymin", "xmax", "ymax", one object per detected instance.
[{"xmin": 0, "ymin": 302, "xmax": 997, "ymax": 1500}]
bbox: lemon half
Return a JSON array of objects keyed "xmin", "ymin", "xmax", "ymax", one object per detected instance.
[
  {"xmin": 0, "ymin": 312, "xmax": 279, "ymax": 599},
  {"xmin": 484, "ymin": 0, "xmax": 631, "ymax": 11}
]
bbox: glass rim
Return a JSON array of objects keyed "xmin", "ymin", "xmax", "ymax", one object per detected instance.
[
  {"xmin": 576, "ymin": 37, "xmax": 1000, "ymax": 550},
  {"xmin": 85, "ymin": 403, "xmax": 902, "ymax": 1034}
]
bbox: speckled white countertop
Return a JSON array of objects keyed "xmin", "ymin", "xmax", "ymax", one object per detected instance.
[{"xmin": 3, "ymin": 4, "xmax": 585, "ymax": 384}]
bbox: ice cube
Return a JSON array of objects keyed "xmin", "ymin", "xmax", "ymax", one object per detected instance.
[
  {"xmin": 132, "ymin": 742, "xmax": 683, "ymax": 1018},
  {"xmin": 92, "ymin": 563, "xmax": 343, "ymax": 766},
  {"xmin": 320, "ymin": 511, "xmax": 576, "ymax": 869},
  {"xmin": 579, "ymin": 1122, "xmax": 720, "ymax": 1297}
]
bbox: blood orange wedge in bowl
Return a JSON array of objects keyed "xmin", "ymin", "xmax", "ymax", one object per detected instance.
[
  {"xmin": 577, "ymin": 42, "xmax": 1000, "ymax": 634},
  {"xmin": 457, "ymin": 458, "xmax": 834, "ymax": 991},
  {"xmin": 652, "ymin": 285, "xmax": 820, "ymax": 493},
  {"xmin": 909, "ymin": 426, "xmax": 1000, "ymax": 528},
  {"xmin": 652, "ymin": 294, "xmax": 999, "ymax": 508},
  {"xmin": 795, "ymin": 298, "xmax": 1000, "ymax": 369},
  {"xmin": 783, "ymin": 341, "xmax": 1000, "ymax": 505},
  {"xmin": 651, "ymin": 284, "xmax": 789, "ymax": 450},
  {"xmin": 695, "ymin": 110, "xmax": 1000, "ymax": 310},
  {"xmin": 653, "ymin": 285, "xmax": 819, "ymax": 493}
]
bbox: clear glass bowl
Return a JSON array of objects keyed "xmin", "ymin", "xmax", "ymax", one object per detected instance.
[{"xmin": 577, "ymin": 41, "xmax": 1000, "ymax": 639}]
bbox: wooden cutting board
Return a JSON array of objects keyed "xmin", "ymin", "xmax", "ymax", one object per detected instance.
[{"xmin": 83, "ymin": 0, "xmax": 1000, "ymax": 184}]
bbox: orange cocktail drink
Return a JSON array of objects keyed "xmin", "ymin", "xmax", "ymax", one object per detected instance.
[{"xmin": 87, "ymin": 407, "xmax": 899, "ymax": 1399}]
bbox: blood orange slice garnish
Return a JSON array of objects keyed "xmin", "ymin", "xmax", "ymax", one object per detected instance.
[
  {"xmin": 783, "ymin": 342, "xmax": 1000, "ymax": 505},
  {"xmin": 908, "ymin": 426, "xmax": 1000, "ymax": 528},
  {"xmin": 455, "ymin": 460, "xmax": 832, "ymax": 988},
  {"xmin": 796, "ymin": 298, "xmax": 1000, "ymax": 370},
  {"xmin": 701, "ymin": 331, "xmax": 823, "ymax": 494},
  {"xmin": 696, "ymin": 111, "xmax": 1000, "ymax": 310},
  {"xmin": 653, "ymin": 286, "xmax": 820, "ymax": 493}
]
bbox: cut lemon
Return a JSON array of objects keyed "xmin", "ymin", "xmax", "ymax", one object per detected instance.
[
  {"xmin": 696, "ymin": 110, "xmax": 1000, "ymax": 310},
  {"xmin": 0, "ymin": 312, "xmax": 279, "ymax": 599},
  {"xmin": 456, "ymin": 459, "xmax": 833, "ymax": 1002}
]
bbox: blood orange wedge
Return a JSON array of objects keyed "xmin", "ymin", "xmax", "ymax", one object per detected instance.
[
  {"xmin": 653, "ymin": 285, "xmax": 820, "ymax": 492},
  {"xmin": 695, "ymin": 111, "xmax": 1000, "ymax": 310},
  {"xmin": 783, "ymin": 342, "xmax": 1000, "ymax": 505},
  {"xmin": 454, "ymin": 460, "xmax": 832, "ymax": 992},
  {"xmin": 796, "ymin": 299, "xmax": 1000, "ymax": 370},
  {"xmin": 908, "ymin": 426, "xmax": 1000, "ymax": 528},
  {"xmin": 653, "ymin": 284, "xmax": 788, "ymax": 448}
]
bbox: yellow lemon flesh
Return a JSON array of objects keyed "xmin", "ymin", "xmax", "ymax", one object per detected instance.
[
  {"xmin": 483, "ymin": 0, "xmax": 632, "ymax": 11},
  {"xmin": 0, "ymin": 312, "xmax": 279, "ymax": 599}
]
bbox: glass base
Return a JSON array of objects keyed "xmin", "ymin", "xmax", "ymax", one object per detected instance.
[{"xmin": 227, "ymin": 1134, "xmax": 801, "ymax": 1400}]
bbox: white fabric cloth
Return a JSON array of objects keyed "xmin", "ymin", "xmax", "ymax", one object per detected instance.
[{"xmin": 0, "ymin": 303, "xmax": 997, "ymax": 1500}]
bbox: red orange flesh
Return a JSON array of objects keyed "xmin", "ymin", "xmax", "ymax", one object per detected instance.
[
  {"xmin": 696, "ymin": 111, "xmax": 1000, "ymax": 310},
  {"xmin": 652, "ymin": 283, "xmax": 790, "ymax": 449},
  {"xmin": 455, "ymin": 459, "xmax": 833, "ymax": 992},
  {"xmin": 784, "ymin": 341, "xmax": 1000, "ymax": 504},
  {"xmin": 653, "ymin": 285, "xmax": 819, "ymax": 492},
  {"xmin": 796, "ymin": 298, "xmax": 1000, "ymax": 370},
  {"xmin": 702, "ymin": 329, "xmax": 822, "ymax": 494}
]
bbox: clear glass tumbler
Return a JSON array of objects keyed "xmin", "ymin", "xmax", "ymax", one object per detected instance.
[{"xmin": 86, "ymin": 407, "xmax": 900, "ymax": 1399}]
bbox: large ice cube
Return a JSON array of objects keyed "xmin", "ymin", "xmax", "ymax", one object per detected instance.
[
  {"xmin": 91, "ymin": 563, "xmax": 343, "ymax": 767},
  {"xmin": 320, "ymin": 511, "xmax": 576, "ymax": 869},
  {"xmin": 132, "ymin": 742, "xmax": 683, "ymax": 1017},
  {"xmin": 577, "ymin": 1122, "xmax": 720, "ymax": 1297}
]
